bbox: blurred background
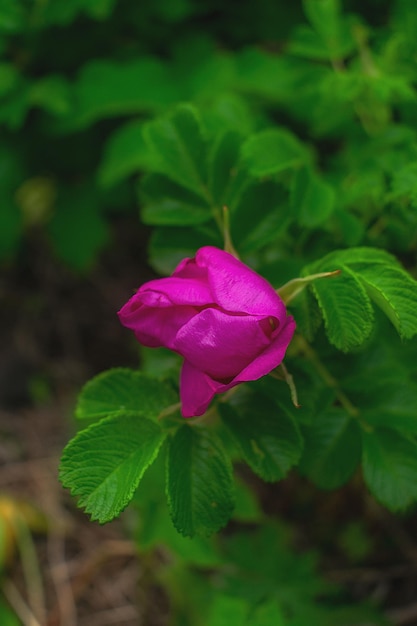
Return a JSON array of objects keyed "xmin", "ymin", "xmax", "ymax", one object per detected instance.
[{"xmin": 2, "ymin": 0, "xmax": 417, "ymax": 624}]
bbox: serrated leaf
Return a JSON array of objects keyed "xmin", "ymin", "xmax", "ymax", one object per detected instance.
[
  {"xmin": 219, "ymin": 394, "xmax": 302, "ymax": 482},
  {"xmin": 310, "ymin": 248, "xmax": 417, "ymax": 341},
  {"xmin": 166, "ymin": 425, "xmax": 235, "ymax": 537},
  {"xmin": 241, "ymin": 128, "xmax": 306, "ymax": 178},
  {"xmin": 59, "ymin": 413, "xmax": 165, "ymax": 523},
  {"xmin": 76, "ymin": 368, "xmax": 177, "ymax": 421},
  {"xmin": 140, "ymin": 173, "xmax": 212, "ymax": 226},
  {"xmin": 320, "ymin": 247, "xmax": 399, "ymax": 267},
  {"xmin": 362, "ymin": 429, "xmax": 417, "ymax": 511},
  {"xmin": 299, "ymin": 409, "xmax": 361, "ymax": 489},
  {"xmin": 291, "ymin": 166, "xmax": 335, "ymax": 227},
  {"xmin": 143, "ymin": 104, "xmax": 209, "ymax": 199},
  {"xmin": 306, "ymin": 264, "xmax": 374, "ymax": 350},
  {"xmin": 356, "ymin": 264, "xmax": 417, "ymax": 340}
]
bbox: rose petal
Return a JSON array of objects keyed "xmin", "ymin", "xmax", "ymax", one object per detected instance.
[
  {"xmin": 118, "ymin": 296, "xmax": 196, "ymax": 348},
  {"xmin": 174, "ymin": 308, "xmax": 272, "ymax": 379},
  {"xmin": 195, "ymin": 247, "xmax": 286, "ymax": 317},
  {"xmin": 233, "ymin": 315, "xmax": 296, "ymax": 383},
  {"xmin": 179, "ymin": 315, "xmax": 296, "ymax": 417},
  {"xmin": 138, "ymin": 275, "xmax": 213, "ymax": 307},
  {"xmin": 181, "ymin": 359, "xmax": 243, "ymax": 417}
]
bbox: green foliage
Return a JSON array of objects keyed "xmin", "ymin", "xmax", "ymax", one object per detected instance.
[
  {"xmin": 299, "ymin": 408, "xmax": 361, "ymax": 489},
  {"xmin": 303, "ymin": 247, "xmax": 417, "ymax": 350},
  {"xmin": 75, "ymin": 368, "xmax": 177, "ymax": 421},
  {"xmin": 59, "ymin": 412, "xmax": 165, "ymax": 522},
  {"xmin": 166, "ymin": 425, "xmax": 235, "ymax": 537},
  {"xmin": 5, "ymin": 0, "xmax": 416, "ymax": 620},
  {"xmin": 220, "ymin": 390, "xmax": 302, "ymax": 482},
  {"xmin": 362, "ymin": 428, "xmax": 417, "ymax": 511}
]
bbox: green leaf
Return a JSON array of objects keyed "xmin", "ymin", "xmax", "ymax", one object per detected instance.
[
  {"xmin": 220, "ymin": 393, "xmax": 303, "ymax": 482},
  {"xmin": 98, "ymin": 121, "xmax": 154, "ymax": 187},
  {"xmin": 231, "ymin": 180, "xmax": 289, "ymax": 253},
  {"xmin": 207, "ymin": 595, "xmax": 249, "ymax": 626},
  {"xmin": 362, "ymin": 429, "xmax": 417, "ymax": 511},
  {"xmin": 148, "ymin": 224, "xmax": 221, "ymax": 275},
  {"xmin": 76, "ymin": 368, "xmax": 178, "ymax": 421},
  {"xmin": 37, "ymin": 0, "xmax": 117, "ymax": 24},
  {"xmin": 288, "ymin": 25, "xmax": 333, "ymax": 60},
  {"xmin": 208, "ymin": 129, "xmax": 243, "ymax": 207},
  {"xmin": 73, "ymin": 58, "xmax": 178, "ymax": 126},
  {"xmin": 299, "ymin": 409, "xmax": 361, "ymax": 489},
  {"xmin": 29, "ymin": 75, "xmax": 72, "ymax": 116},
  {"xmin": 291, "ymin": 166, "xmax": 335, "ymax": 227},
  {"xmin": 241, "ymin": 128, "xmax": 306, "ymax": 177},
  {"xmin": 295, "ymin": 0, "xmax": 356, "ymax": 60},
  {"xmin": 166, "ymin": 425, "xmax": 235, "ymax": 536},
  {"xmin": 356, "ymin": 263, "xmax": 417, "ymax": 340},
  {"xmin": 0, "ymin": 63, "xmax": 19, "ymax": 96},
  {"xmin": 59, "ymin": 413, "xmax": 165, "ymax": 523},
  {"xmin": 222, "ymin": 523, "xmax": 329, "ymax": 605},
  {"xmin": 309, "ymin": 248, "xmax": 417, "ymax": 341},
  {"xmin": 143, "ymin": 104, "xmax": 209, "ymax": 199},
  {"xmin": 249, "ymin": 599, "xmax": 287, "ymax": 626},
  {"xmin": 306, "ymin": 264, "xmax": 374, "ymax": 351},
  {"xmin": 140, "ymin": 173, "xmax": 212, "ymax": 226},
  {"xmin": 0, "ymin": 0, "xmax": 25, "ymax": 33},
  {"xmin": 360, "ymin": 381, "xmax": 417, "ymax": 434}
]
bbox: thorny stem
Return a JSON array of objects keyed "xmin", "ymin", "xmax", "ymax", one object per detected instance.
[{"xmin": 295, "ymin": 335, "xmax": 360, "ymax": 419}]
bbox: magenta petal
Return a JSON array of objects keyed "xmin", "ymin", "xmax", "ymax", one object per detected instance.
[
  {"xmin": 174, "ymin": 308, "xmax": 271, "ymax": 379},
  {"xmin": 234, "ymin": 315, "xmax": 296, "ymax": 383},
  {"xmin": 180, "ymin": 360, "xmax": 244, "ymax": 417},
  {"xmin": 118, "ymin": 295, "xmax": 196, "ymax": 348},
  {"xmin": 137, "ymin": 275, "xmax": 213, "ymax": 307},
  {"xmin": 180, "ymin": 360, "xmax": 218, "ymax": 417},
  {"xmin": 195, "ymin": 247, "xmax": 286, "ymax": 317}
]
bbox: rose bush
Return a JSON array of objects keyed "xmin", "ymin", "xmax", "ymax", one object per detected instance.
[{"xmin": 118, "ymin": 246, "xmax": 295, "ymax": 417}]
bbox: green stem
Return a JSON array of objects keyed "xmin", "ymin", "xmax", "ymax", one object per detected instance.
[{"xmin": 222, "ymin": 205, "xmax": 239, "ymax": 258}]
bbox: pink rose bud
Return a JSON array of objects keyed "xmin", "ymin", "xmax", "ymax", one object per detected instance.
[{"xmin": 118, "ymin": 246, "xmax": 296, "ymax": 417}]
